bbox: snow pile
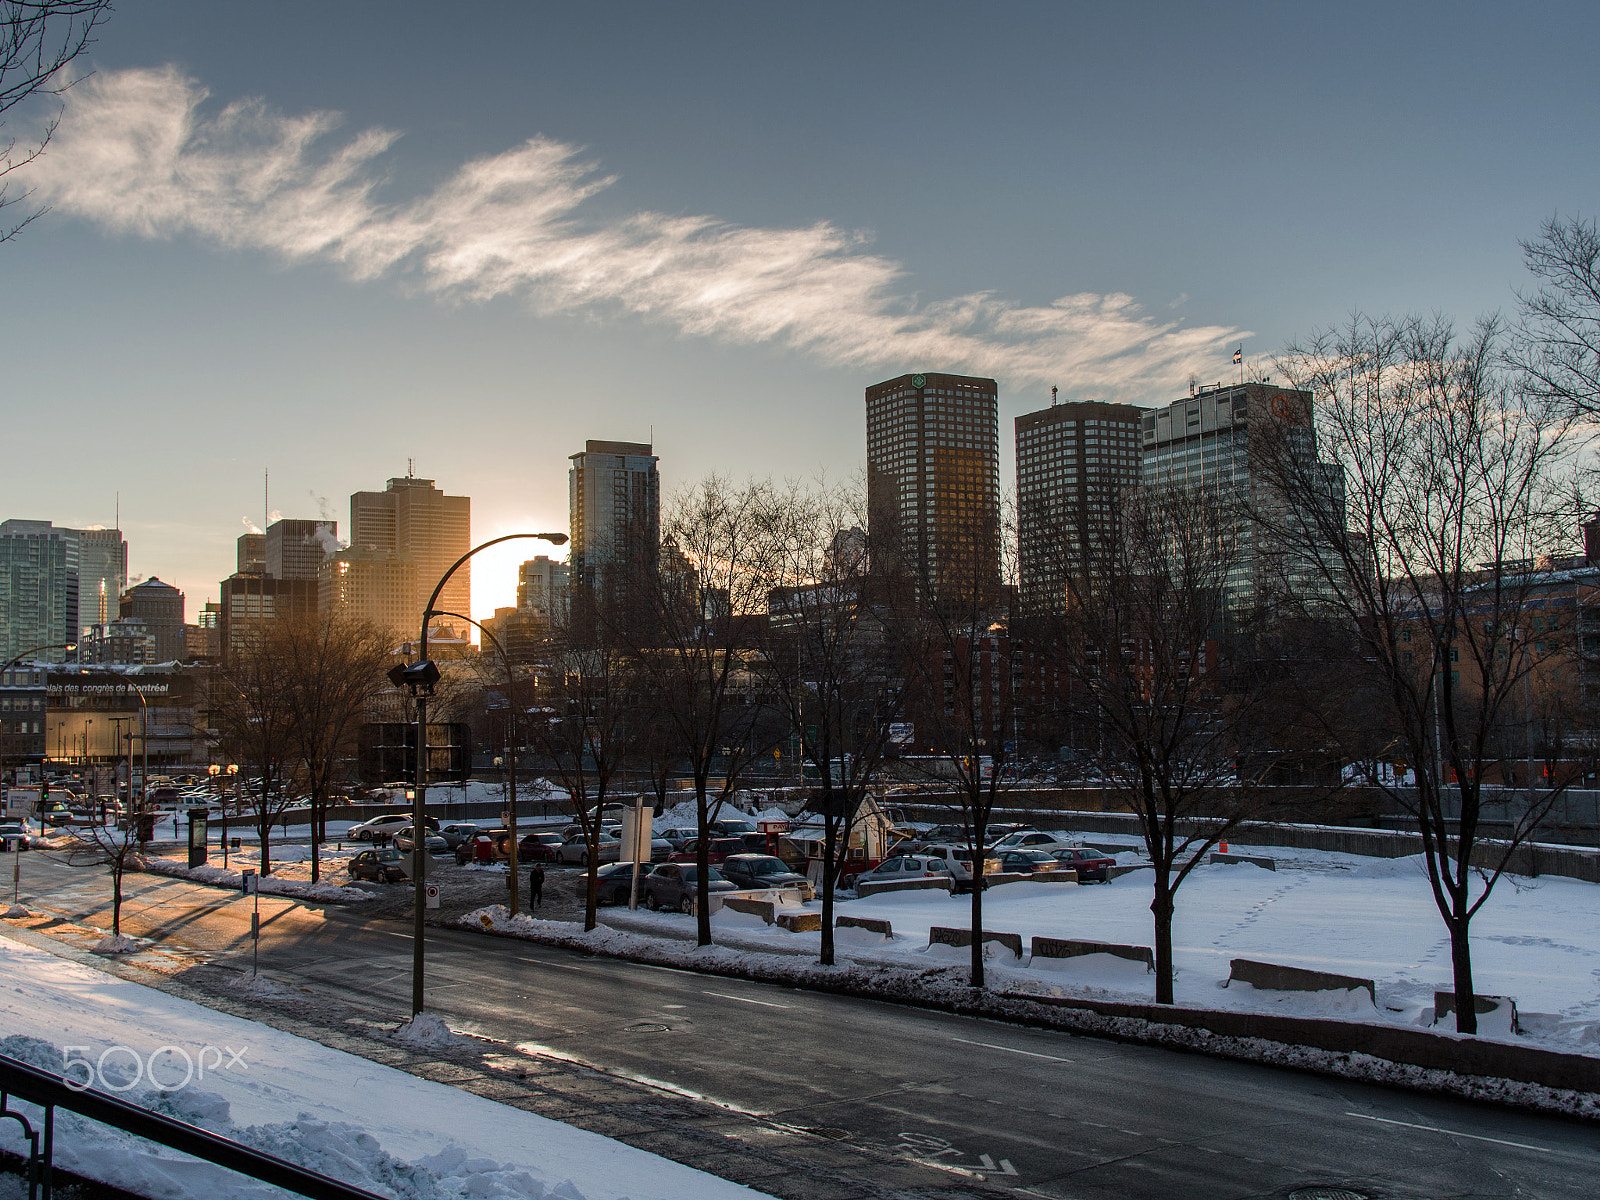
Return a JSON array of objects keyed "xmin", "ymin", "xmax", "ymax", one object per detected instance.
[
  {"xmin": 91, "ymin": 934, "xmax": 140, "ymax": 955},
  {"xmin": 3, "ymin": 904, "xmax": 30, "ymax": 919},
  {"xmin": 0, "ymin": 941, "xmax": 775, "ymax": 1200},
  {"xmin": 140, "ymin": 856, "xmax": 374, "ymax": 904},
  {"xmin": 390, "ymin": 1014, "xmax": 471, "ymax": 1052}
]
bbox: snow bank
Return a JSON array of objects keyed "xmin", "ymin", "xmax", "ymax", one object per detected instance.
[
  {"xmin": 139, "ymin": 856, "xmax": 374, "ymax": 904},
  {"xmin": 0, "ymin": 940, "xmax": 773, "ymax": 1200}
]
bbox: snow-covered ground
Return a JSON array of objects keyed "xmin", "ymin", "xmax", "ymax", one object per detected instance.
[
  {"xmin": 579, "ymin": 837, "xmax": 1600, "ymax": 1054},
  {"xmin": 0, "ymin": 938, "xmax": 772, "ymax": 1200}
]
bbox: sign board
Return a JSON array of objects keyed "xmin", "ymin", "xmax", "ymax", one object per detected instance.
[
  {"xmin": 889, "ymin": 722, "xmax": 915, "ymax": 746},
  {"xmin": 617, "ymin": 800, "xmax": 651, "ymax": 864},
  {"xmin": 424, "ymin": 883, "xmax": 440, "ymax": 909},
  {"xmin": 240, "ymin": 869, "xmax": 258, "ymax": 895},
  {"xmin": 757, "ymin": 819, "xmax": 789, "ymax": 834},
  {"xmin": 3, "ymin": 788, "xmax": 39, "ymax": 818}
]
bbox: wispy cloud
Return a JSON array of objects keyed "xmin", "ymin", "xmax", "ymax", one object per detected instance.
[{"xmin": 27, "ymin": 67, "xmax": 1246, "ymax": 396}]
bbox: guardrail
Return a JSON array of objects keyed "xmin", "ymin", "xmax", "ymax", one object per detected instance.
[{"xmin": 0, "ymin": 1052, "xmax": 390, "ymax": 1200}]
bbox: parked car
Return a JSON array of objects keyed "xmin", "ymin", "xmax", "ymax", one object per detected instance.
[
  {"xmin": 668, "ymin": 837, "xmax": 747, "ymax": 864},
  {"xmin": 707, "ymin": 817, "xmax": 759, "ymax": 836},
  {"xmin": 557, "ymin": 829, "xmax": 620, "ymax": 866},
  {"xmin": 984, "ymin": 823, "xmax": 1035, "ymax": 842},
  {"xmin": 437, "ymin": 822, "xmax": 480, "ymax": 849},
  {"xmin": 641, "ymin": 863, "xmax": 737, "ymax": 913},
  {"xmin": 590, "ymin": 861, "xmax": 649, "ymax": 906},
  {"xmin": 850, "ymin": 854, "xmax": 965, "ymax": 889},
  {"xmin": 562, "ymin": 821, "xmax": 621, "ymax": 842},
  {"xmin": 917, "ymin": 843, "xmax": 1002, "ymax": 890},
  {"xmin": 392, "ymin": 826, "xmax": 449, "ymax": 855},
  {"xmin": 1041, "ymin": 845, "xmax": 1117, "ymax": 882},
  {"xmin": 992, "ymin": 830, "xmax": 1074, "ymax": 850},
  {"xmin": 349, "ymin": 847, "xmax": 409, "ymax": 883},
  {"xmin": 350, "ymin": 814, "xmax": 418, "ymax": 842},
  {"xmin": 656, "ymin": 826, "xmax": 698, "ymax": 850},
  {"xmin": 517, "ymin": 831, "xmax": 565, "ymax": 862},
  {"xmin": 40, "ymin": 800, "xmax": 74, "ymax": 826},
  {"xmin": 717, "ymin": 853, "xmax": 815, "ymax": 899},
  {"xmin": 920, "ymin": 824, "xmax": 972, "ymax": 846},
  {"xmin": 0, "ymin": 821, "xmax": 28, "ymax": 850},
  {"xmin": 996, "ymin": 849, "xmax": 1063, "ymax": 874}
]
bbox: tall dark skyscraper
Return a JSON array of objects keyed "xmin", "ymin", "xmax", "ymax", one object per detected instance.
[
  {"xmin": 865, "ymin": 372, "xmax": 1001, "ymax": 604},
  {"xmin": 568, "ymin": 440, "xmax": 659, "ymax": 631},
  {"xmin": 1015, "ymin": 398, "xmax": 1145, "ymax": 610}
]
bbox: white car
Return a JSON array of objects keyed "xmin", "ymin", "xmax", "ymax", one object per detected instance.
[
  {"xmin": 557, "ymin": 828, "xmax": 672, "ymax": 866},
  {"xmin": 992, "ymin": 830, "xmax": 1074, "ymax": 851},
  {"xmin": 916, "ymin": 843, "xmax": 1002, "ymax": 886},
  {"xmin": 850, "ymin": 854, "xmax": 952, "ymax": 888},
  {"xmin": 348, "ymin": 814, "xmax": 414, "ymax": 842}
]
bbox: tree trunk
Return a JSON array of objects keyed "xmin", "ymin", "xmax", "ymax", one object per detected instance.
[
  {"xmin": 1151, "ymin": 881, "xmax": 1175, "ymax": 1004},
  {"xmin": 696, "ymin": 787, "xmax": 712, "ymax": 946},
  {"xmin": 309, "ymin": 792, "xmax": 321, "ymax": 884},
  {"xmin": 969, "ymin": 851, "xmax": 985, "ymax": 989},
  {"xmin": 111, "ymin": 864, "xmax": 123, "ymax": 938},
  {"xmin": 820, "ymin": 816, "xmax": 836, "ymax": 967},
  {"xmin": 1449, "ymin": 915, "xmax": 1479, "ymax": 1034}
]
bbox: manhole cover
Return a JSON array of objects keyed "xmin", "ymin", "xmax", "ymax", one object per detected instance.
[
  {"xmin": 1289, "ymin": 1190, "xmax": 1368, "ymax": 1200},
  {"xmin": 625, "ymin": 1022, "xmax": 670, "ymax": 1033}
]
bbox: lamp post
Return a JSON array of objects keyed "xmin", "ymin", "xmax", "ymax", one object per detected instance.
[
  {"xmin": 431, "ymin": 609, "xmax": 524, "ymax": 916},
  {"xmin": 397, "ymin": 532, "xmax": 566, "ymax": 1017},
  {"xmin": 0, "ymin": 643, "xmax": 75, "ymax": 805}
]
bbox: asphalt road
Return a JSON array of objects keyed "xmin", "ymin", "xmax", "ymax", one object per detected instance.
[{"xmin": 8, "ymin": 849, "xmax": 1600, "ymax": 1199}]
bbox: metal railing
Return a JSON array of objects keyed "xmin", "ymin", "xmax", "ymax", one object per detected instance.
[{"xmin": 0, "ymin": 1052, "xmax": 389, "ymax": 1200}]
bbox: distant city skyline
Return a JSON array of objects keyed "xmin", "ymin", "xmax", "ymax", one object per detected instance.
[{"xmin": 1, "ymin": 3, "xmax": 1594, "ymax": 628}]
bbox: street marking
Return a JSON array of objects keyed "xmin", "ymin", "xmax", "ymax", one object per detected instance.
[
  {"xmin": 1345, "ymin": 1112, "xmax": 1551, "ymax": 1152},
  {"xmin": 948, "ymin": 1035, "xmax": 1073, "ymax": 1062},
  {"xmin": 703, "ymin": 990, "xmax": 791, "ymax": 1009},
  {"xmin": 977, "ymin": 1154, "xmax": 1018, "ymax": 1176}
]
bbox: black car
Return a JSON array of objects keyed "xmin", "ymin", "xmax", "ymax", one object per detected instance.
[
  {"xmin": 589, "ymin": 861, "xmax": 648, "ymax": 906},
  {"xmin": 642, "ymin": 863, "xmax": 737, "ymax": 912},
  {"xmin": 349, "ymin": 848, "xmax": 408, "ymax": 883},
  {"xmin": 718, "ymin": 853, "xmax": 814, "ymax": 897},
  {"xmin": 996, "ymin": 849, "xmax": 1062, "ymax": 874},
  {"xmin": 707, "ymin": 817, "xmax": 758, "ymax": 836}
]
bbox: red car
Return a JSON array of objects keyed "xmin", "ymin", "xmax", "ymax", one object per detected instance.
[
  {"xmin": 668, "ymin": 837, "xmax": 747, "ymax": 864},
  {"xmin": 1048, "ymin": 845, "xmax": 1117, "ymax": 882}
]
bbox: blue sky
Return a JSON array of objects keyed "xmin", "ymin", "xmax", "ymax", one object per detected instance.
[{"xmin": 2, "ymin": 1, "xmax": 1595, "ymax": 623}]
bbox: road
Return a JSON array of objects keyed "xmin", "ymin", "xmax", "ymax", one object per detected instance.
[{"xmin": 7, "ymin": 848, "xmax": 1599, "ymax": 1199}]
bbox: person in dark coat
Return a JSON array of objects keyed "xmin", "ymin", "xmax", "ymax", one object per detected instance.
[{"xmin": 528, "ymin": 863, "xmax": 545, "ymax": 907}]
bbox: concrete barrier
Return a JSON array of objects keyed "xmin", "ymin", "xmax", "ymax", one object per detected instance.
[
  {"xmin": 777, "ymin": 911, "xmax": 821, "ymax": 932},
  {"xmin": 857, "ymin": 875, "xmax": 951, "ymax": 898},
  {"xmin": 1029, "ymin": 869, "xmax": 1078, "ymax": 883},
  {"xmin": 1227, "ymin": 958, "xmax": 1374, "ymax": 1002},
  {"xmin": 929, "ymin": 926, "xmax": 1024, "ymax": 958},
  {"xmin": 836, "ymin": 915, "xmax": 892, "ymax": 937},
  {"xmin": 1210, "ymin": 852, "xmax": 1276, "ymax": 870},
  {"xmin": 720, "ymin": 896, "xmax": 776, "ymax": 923},
  {"xmin": 1108, "ymin": 864, "xmax": 1150, "ymax": 879},
  {"xmin": 1436, "ymin": 992, "xmax": 1519, "ymax": 1034},
  {"xmin": 1030, "ymin": 937, "xmax": 1153, "ymax": 970}
]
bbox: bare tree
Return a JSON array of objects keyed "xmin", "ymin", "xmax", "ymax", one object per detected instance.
[
  {"xmin": 72, "ymin": 801, "xmax": 140, "ymax": 939},
  {"xmin": 1029, "ymin": 480, "xmax": 1280, "ymax": 1003},
  {"xmin": 1256, "ymin": 313, "xmax": 1586, "ymax": 1032},
  {"xmin": 761, "ymin": 480, "xmax": 908, "ymax": 965},
  {"xmin": 630, "ymin": 477, "xmax": 785, "ymax": 946},
  {"xmin": 1516, "ymin": 213, "xmax": 1600, "ymax": 420},
  {"xmin": 0, "ymin": 1, "xmax": 113, "ymax": 242},
  {"xmin": 206, "ymin": 629, "xmax": 299, "ymax": 875},
  {"xmin": 276, "ymin": 613, "xmax": 393, "ymax": 883}
]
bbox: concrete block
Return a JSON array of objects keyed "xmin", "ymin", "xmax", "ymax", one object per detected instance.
[
  {"xmin": 777, "ymin": 911, "xmax": 821, "ymax": 933},
  {"xmin": 720, "ymin": 896, "xmax": 776, "ymax": 923},
  {"xmin": 1210, "ymin": 852, "xmax": 1276, "ymax": 870},
  {"xmin": 857, "ymin": 875, "xmax": 951, "ymax": 898},
  {"xmin": 1028, "ymin": 869, "xmax": 1078, "ymax": 883},
  {"xmin": 1030, "ymin": 937, "xmax": 1153, "ymax": 970},
  {"xmin": 928, "ymin": 925, "xmax": 1024, "ymax": 958},
  {"xmin": 835, "ymin": 915, "xmax": 892, "ymax": 937},
  {"xmin": 1107, "ymin": 864, "xmax": 1149, "ymax": 880},
  {"xmin": 1435, "ymin": 991, "xmax": 1519, "ymax": 1034},
  {"xmin": 1227, "ymin": 958, "xmax": 1374, "ymax": 1002}
]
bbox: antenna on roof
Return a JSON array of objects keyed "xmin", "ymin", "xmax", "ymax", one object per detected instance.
[
  {"xmin": 1051, "ymin": 385, "xmax": 1058, "ymax": 406},
  {"xmin": 264, "ymin": 468, "xmax": 269, "ymax": 533},
  {"xmin": 407, "ymin": 457, "xmax": 414, "ymax": 478}
]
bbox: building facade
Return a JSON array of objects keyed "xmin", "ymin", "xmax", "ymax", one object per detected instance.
[
  {"xmin": 120, "ymin": 578, "xmax": 186, "ymax": 662},
  {"xmin": 74, "ymin": 527, "xmax": 127, "ymax": 634},
  {"xmin": 568, "ymin": 440, "xmax": 658, "ymax": 631},
  {"xmin": 266, "ymin": 518, "xmax": 335, "ymax": 581},
  {"xmin": 319, "ymin": 547, "xmax": 420, "ymax": 640},
  {"xmin": 866, "ymin": 372, "xmax": 1001, "ymax": 605},
  {"xmin": 0, "ymin": 520, "xmax": 76, "ymax": 661},
  {"xmin": 1015, "ymin": 398, "xmax": 1146, "ymax": 611},
  {"xmin": 348, "ymin": 476, "xmax": 470, "ymax": 638}
]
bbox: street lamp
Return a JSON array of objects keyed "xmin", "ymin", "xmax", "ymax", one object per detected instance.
[{"xmin": 397, "ymin": 532, "xmax": 566, "ymax": 1016}]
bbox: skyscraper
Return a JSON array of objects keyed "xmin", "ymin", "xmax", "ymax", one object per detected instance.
[
  {"xmin": 1140, "ymin": 381, "xmax": 1335, "ymax": 610},
  {"xmin": 865, "ymin": 372, "xmax": 1001, "ymax": 604},
  {"xmin": 568, "ymin": 440, "xmax": 658, "ymax": 631},
  {"xmin": 120, "ymin": 578, "xmax": 187, "ymax": 662},
  {"xmin": 344, "ymin": 475, "xmax": 471, "ymax": 638},
  {"xmin": 266, "ymin": 518, "xmax": 337, "ymax": 580},
  {"xmin": 0, "ymin": 520, "xmax": 75, "ymax": 660},
  {"xmin": 73, "ymin": 527, "xmax": 127, "ymax": 632},
  {"xmin": 1015, "ymin": 398, "xmax": 1145, "ymax": 610}
]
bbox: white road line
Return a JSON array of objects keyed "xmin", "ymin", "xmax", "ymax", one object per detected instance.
[
  {"xmin": 1345, "ymin": 1112, "xmax": 1551, "ymax": 1153},
  {"xmin": 702, "ymin": 990, "xmax": 791, "ymax": 1009},
  {"xmin": 948, "ymin": 1036, "xmax": 1073, "ymax": 1062}
]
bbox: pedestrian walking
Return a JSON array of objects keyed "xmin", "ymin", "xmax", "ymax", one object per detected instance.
[{"xmin": 528, "ymin": 862, "xmax": 545, "ymax": 907}]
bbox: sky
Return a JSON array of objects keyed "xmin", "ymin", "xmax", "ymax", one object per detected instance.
[{"xmin": 2, "ymin": 1, "xmax": 1597, "ymax": 629}]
